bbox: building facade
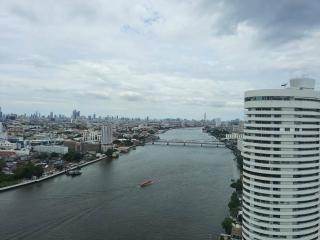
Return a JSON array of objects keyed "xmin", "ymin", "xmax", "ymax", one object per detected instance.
[
  {"xmin": 0, "ymin": 122, "xmax": 7, "ymax": 140},
  {"xmin": 242, "ymin": 78, "xmax": 320, "ymax": 240},
  {"xmin": 101, "ymin": 125, "xmax": 113, "ymax": 145},
  {"xmin": 82, "ymin": 130, "xmax": 101, "ymax": 143},
  {"xmin": 33, "ymin": 145, "xmax": 68, "ymax": 154}
]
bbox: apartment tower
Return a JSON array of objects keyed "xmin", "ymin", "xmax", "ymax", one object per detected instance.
[
  {"xmin": 101, "ymin": 124, "xmax": 113, "ymax": 145},
  {"xmin": 242, "ymin": 78, "xmax": 320, "ymax": 240}
]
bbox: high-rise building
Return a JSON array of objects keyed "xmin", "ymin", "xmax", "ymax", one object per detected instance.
[
  {"xmin": 72, "ymin": 109, "xmax": 80, "ymax": 119},
  {"xmin": 242, "ymin": 78, "xmax": 320, "ymax": 240},
  {"xmin": 0, "ymin": 122, "xmax": 7, "ymax": 141},
  {"xmin": 215, "ymin": 118, "xmax": 221, "ymax": 127},
  {"xmin": 101, "ymin": 124, "xmax": 113, "ymax": 145}
]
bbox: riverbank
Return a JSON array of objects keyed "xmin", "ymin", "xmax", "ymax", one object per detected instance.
[
  {"xmin": 205, "ymin": 127, "xmax": 243, "ymax": 239},
  {"xmin": 0, "ymin": 133, "xmax": 157, "ymax": 192},
  {"xmin": 0, "ymin": 156, "xmax": 107, "ymax": 192}
]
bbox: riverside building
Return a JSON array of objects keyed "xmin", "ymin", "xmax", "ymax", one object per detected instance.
[
  {"xmin": 242, "ymin": 78, "xmax": 320, "ymax": 240},
  {"xmin": 101, "ymin": 124, "xmax": 113, "ymax": 145}
]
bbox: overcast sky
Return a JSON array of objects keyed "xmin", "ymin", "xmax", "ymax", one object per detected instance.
[{"xmin": 1, "ymin": 0, "xmax": 320, "ymax": 119}]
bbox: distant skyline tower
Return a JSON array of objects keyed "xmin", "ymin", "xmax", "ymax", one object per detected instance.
[
  {"xmin": 203, "ymin": 112, "xmax": 206, "ymax": 121},
  {"xmin": 72, "ymin": 109, "xmax": 80, "ymax": 119},
  {"xmin": 101, "ymin": 124, "xmax": 113, "ymax": 145},
  {"xmin": 215, "ymin": 118, "xmax": 221, "ymax": 127}
]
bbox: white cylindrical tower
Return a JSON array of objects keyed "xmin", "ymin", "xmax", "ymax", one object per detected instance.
[{"xmin": 242, "ymin": 78, "xmax": 320, "ymax": 240}]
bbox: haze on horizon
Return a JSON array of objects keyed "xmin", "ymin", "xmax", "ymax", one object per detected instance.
[{"xmin": 1, "ymin": 0, "xmax": 320, "ymax": 119}]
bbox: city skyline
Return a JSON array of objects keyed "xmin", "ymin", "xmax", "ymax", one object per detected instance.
[
  {"xmin": 0, "ymin": 106, "xmax": 234, "ymax": 121},
  {"xmin": 1, "ymin": 0, "xmax": 320, "ymax": 119}
]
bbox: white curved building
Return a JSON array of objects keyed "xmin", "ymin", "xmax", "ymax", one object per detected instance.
[{"xmin": 242, "ymin": 78, "xmax": 320, "ymax": 240}]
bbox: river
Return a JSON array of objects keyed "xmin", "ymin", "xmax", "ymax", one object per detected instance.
[{"xmin": 0, "ymin": 128, "xmax": 238, "ymax": 240}]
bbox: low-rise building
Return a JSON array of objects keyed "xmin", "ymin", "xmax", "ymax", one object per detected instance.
[
  {"xmin": 0, "ymin": 140, "xmax": 16, "ymax": 150},
  {"xmin": 83, "ymin": 130, "xmax": 101, "ymax": 143},
  {"xmin": 33, "ymin": 145, "xmax": 68, "ymax": 154}
]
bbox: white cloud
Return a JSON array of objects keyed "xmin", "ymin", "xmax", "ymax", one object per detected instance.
[{"xmin": 0, "ymin": 0, "xmax": 320, "ymax": 119}]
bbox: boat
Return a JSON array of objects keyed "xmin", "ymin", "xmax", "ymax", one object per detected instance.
[
  {"xmin": 140, "ymin": 180, "xmax": 153, "ymax": 188},
  {"xmin": 66, "ymin": 169, "xmax": 82, "ymax": 177}
]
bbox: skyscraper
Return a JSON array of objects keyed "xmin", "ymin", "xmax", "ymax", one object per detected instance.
[
  {"xmin": 215, "ymin": 118, "xmax": 221, "ymax": 127},
  {"xmin": 101, "ymin": 124, "xmax": 113, "ymax": 145},
  {"xmin": 72, "ymin": 109, "xmax": 80, "ymax": 119},
  {"xmin": 242, "ymin": 78, "xmax": 320, "ymax": 239}
]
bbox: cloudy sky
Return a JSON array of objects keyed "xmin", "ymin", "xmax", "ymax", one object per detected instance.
[{"xmin": 1, "ymin": 0, "xmax": 320, "ymax": 119}]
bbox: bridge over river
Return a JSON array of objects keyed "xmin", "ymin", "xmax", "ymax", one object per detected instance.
[{"xmin": 149, "ymin": 139, "xmax": 226, "ymax": 148}]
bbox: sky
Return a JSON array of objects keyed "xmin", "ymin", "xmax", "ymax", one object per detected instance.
[{"xmin": 1, "ymin": 0, "xmax": 320, "ymax": 119}]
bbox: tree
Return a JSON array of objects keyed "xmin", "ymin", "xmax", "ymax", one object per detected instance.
[
  {"xmin": 230, "ymin": 179, "xmax": 242, "ymax": 193},
  {"xmin": 39, "ymin": 152, "xmax": 48, "ymax": 160},
  {"xmin": 0, "ymin": 160, "xmax": 5, "ymax": 171},
  {"xmin": 228, "ymin": 192, "xmax": 240, "ymax": 217},
  {"xmin": 148, "ymin": 129, "xmax": 156, "ymax": 134},
  {"xmin": 229, "ymin": 207, "xmax": 239, "ymax": 218},
  {"xmin": 105, "ymin": 148, "xmax": 114, "ymax": 157},
  {"xmin": 132, "ymin": 134, "xmax": 139, "ymax": 139},
  {"xmin": 124, "ymin": 139, "xmax": 133, "ymax": 146},
  {"xmin": 233, "ymin": 149, "xmax": 243, "ymax": 170},
  {"xmin": 221, "ymin": 217, "xmax": 233, "ymax": 234},
  {"xmin": 33, "ymin": 165, "xmax": 44, "ymax": 178},
  {"xmin": 0, "ymin": 173, "xmax": 17, "ymax": 188},
  {"xmin": 74, "ymin": 152, "xmax": 82, "ymax": 161},
  {"xmin": 63, "ymin": 152, "xmax": 72, "ymax": 161},
  {"xmin": 50, "ymin": 152, "xmax": 59, "ymax": 158},
  {"xmin": 230, "ymin": 192, "xmax": 240, "ymax": 205},
  {"xmin": 63, "ymin": 151, "xmax": 82, "ymax": 162},
  {"xmin": 14, "ymin": 162, "xmax": 44, "ymax": 179},
  {"xmin": 113, "ymin": 139, "xmax": 121, "ymax": 145}
]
